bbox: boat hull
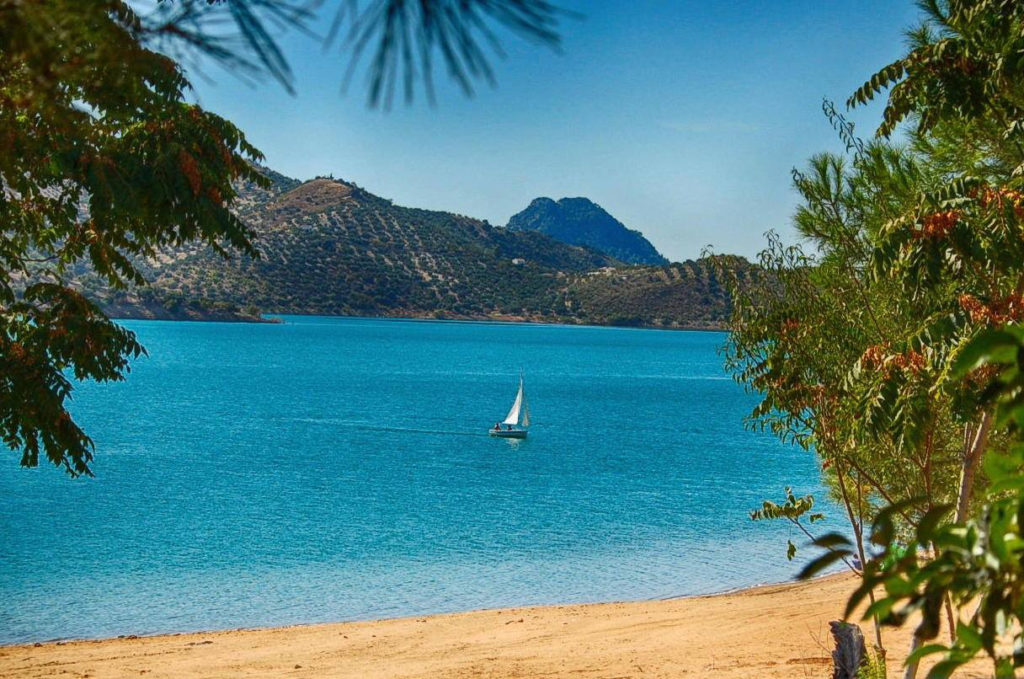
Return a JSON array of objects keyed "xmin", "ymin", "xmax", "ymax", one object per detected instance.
[{"xmin": 489, "ymin": 429, "xmax": 527, "ymax": 439}]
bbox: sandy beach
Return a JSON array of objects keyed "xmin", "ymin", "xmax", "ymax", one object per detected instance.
[{"xmin": 0, "ymin": 573, "xmax": 990, "ymax": 678}]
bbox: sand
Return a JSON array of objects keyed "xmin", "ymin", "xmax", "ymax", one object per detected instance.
[{"xmin": 0, "ymin": 573, "xmax": 991, "ymax": 678}]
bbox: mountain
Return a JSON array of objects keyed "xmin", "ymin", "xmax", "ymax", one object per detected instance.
[
  {"xmin": 74, "ymin": 170, "xmax": 749, "ymax": 328},
  {"xmin": 506, "ymin": 197, "xmax": 668, "ymax": 265}
]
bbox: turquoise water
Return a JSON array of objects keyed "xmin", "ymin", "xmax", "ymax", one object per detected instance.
[{"xmin": 0, "ymin": 316, "xmax": 836, "ymax": 643}]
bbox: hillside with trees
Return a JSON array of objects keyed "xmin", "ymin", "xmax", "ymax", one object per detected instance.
[
  {"xmin": 567, "ymin": 257, "xmax": 751, "ymax": 328},
  {"xmin": 74, "ymin": 171, "xmax": 740, "ymax": 328}
]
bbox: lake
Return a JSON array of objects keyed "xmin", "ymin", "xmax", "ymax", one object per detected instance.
[{"xmin": 0, "ymin": 316, "xmax": 836, "ymax": 643}]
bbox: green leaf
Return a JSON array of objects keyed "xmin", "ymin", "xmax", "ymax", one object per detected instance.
[
  {"xmin": 883, "ymin": 576, "xmax": 916, "ymax": 598},
  {"xmin": 846, "ymin": 576, "xmax": 879, "ymax": 620},
  {"xmin": 917, "ymin": 505, "xmax": 953, "ymax": 540},
  {"xmin": 951, "ymin": 329, "xmax": 1021, "ymax": 378},
  {"xmin": 864, "ymin": 596, "xmax": 896, "ymax": 621},
  {"xmin": 925, "ymin": 658, "xmax": 965, "ymax": 679},
  {"xmin": 956, "ymin": 623, "xmax": 983, "ymax": 652},
  {"xmin": 907, "ymin": 643, "xmax": 950, "ymax": 665},
  {"xmin": 798, "ymin": 549, "xmax": 852, "ymax": 580},
  {"xmin": 812, "ymin": 532, "xmax": 853, "ymax": 549}
]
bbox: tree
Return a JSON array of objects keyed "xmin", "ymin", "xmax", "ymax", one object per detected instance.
[
  {"xmin": 823, "ymin": 326, "xmax": 1024, "ymax": 678},
  {"xmin": 847, "ymin": 1, "xmax": 1024, "ymax": 675},
  {"xmin": 781, "ymin": 1, "xmax": 1024, "ymax": 676},
  {"xmin": 1, "ymin": 0, "xmax": 566, "ymax": 475},
  {"xmin": 722, "ymin": 122, "xmax": 974, "ymax": 656},
  {"xmin": 853, "ymin": 0, "xmax": 1024, "ymax": 528}
]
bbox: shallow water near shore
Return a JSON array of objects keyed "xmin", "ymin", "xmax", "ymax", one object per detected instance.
[{"xmin": 0, "ymin": 316, "xmax": 837, "ymax": 643}]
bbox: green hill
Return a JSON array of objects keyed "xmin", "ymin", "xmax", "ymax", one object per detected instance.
[
  {"xmin": 75, "ymin": 170, "xmax": 748, "ymax": 328},
  {"xmin": 566, "ymin": 257, "xmax": 753, "ymax": 329}
]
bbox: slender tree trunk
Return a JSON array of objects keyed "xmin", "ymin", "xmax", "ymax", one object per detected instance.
[
  {"xmin": 835, "ymin": 463, "xmax": 885, "ymax": 654},
  {"xmin": 955, "ymin": 411, "xmax": 992, "ymax": 523},
  {"xmin": 904, "ymin": 636, "xmax": 922, "ymax": 679},
  {"xmin": 867, "ymin": 591, "xmax": 885, "ymax": 652},
  {"xmin": 944, "ymin": 593, "xmax": 956, "ymax": 643},
  {"xmin": 904, "ymin": 416, "xmax": 992, "ymax": 679},
  {"xmin": 902, "ymin": 583, "xmax": 955, "ymax": 678}
]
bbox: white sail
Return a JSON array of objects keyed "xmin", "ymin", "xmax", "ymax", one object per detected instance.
[
  {"xmin": 521, "ymin": 393, "xmax": 530, "ymax": 427},
  {"xmin": 503, "ymin": 378, "xmax": 524, "ymax": 425}
]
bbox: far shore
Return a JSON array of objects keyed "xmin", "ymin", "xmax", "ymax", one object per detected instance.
[
  {"xmin": 110, "ymin": 308, "xmax": 727, "ymax": 332},
  {"xmin": 0, "ymin": 573, "xmax": 988, "ymax": 679}
]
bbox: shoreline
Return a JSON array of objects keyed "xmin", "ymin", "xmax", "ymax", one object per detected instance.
[
  {"xmin": 0, "ymin": 573, "xmax": 989, "ymax": 678},
  {"xmin": 110, "ymin": 310, "xmax": 727, "ymax": 333},
  {"xmin": 2, "ymin": 574, "xmax": 820, "ymax": 648}
]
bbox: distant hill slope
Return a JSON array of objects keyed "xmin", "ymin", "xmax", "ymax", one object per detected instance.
[
  {"xmin": 506, "ymin": 197, "xmax": 667, "ymax": 265},
  {"xmin": 566, "ymin": 257, "xmax": 752, "ymax": 328},
  {"xmin": 74, "ymin": 170, "xmax": 749, "ymax": 328}
]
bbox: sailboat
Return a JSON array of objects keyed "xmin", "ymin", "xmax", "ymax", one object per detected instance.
[{"xmin": 490, "ymin": 374, "xmax": 530, "ymax": 439}]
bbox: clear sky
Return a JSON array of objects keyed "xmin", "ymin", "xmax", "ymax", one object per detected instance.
[{"xmin": 186, "ymin": 1, "xmax": 923, "ymax": 262}]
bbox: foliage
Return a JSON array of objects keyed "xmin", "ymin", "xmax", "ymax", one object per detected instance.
[
  {"xmin": 804, "ymin": 326, "xmax": 1024, "ymax": 677},
  {"xmin": 862, "ymin": 647, "xmax": 890, "ymax": 679},
  {"xmin": 331, "ymin": 0, "xmax": 567, "ymax": 107},
  {"xmin": 750, "ymin": 2, "xmax": 1024, "ymax": 676},
  {"xmin": 749, "ymin": 487, "xmax": 825, "ymax": 561},
  {"xmin": 723, "ymin": 83, "xmax": 1024, "ymax": 666},
  {"xmin": 721, "ymin": 130, "xmax": 971, "ymax": 569},
  {"xmin": 138, "ymin": 0, "xmax": 567, "ymax": 107},
  {"xmin": 850, "ymin": 0, "xmax": 1024, "ymax": 156},
  {"xmin": 1, "ymin": 0, "xmax": 265, "ymax": 475}
]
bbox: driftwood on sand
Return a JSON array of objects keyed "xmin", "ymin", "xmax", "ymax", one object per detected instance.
[{"xmin": 830, "ymin": 620, "xmax": 867, "ymax": 679}]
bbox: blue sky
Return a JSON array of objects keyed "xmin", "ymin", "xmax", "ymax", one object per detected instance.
[{"xmin": 187, "ymin": 1, "xmax": 922, "ymax": 261}]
